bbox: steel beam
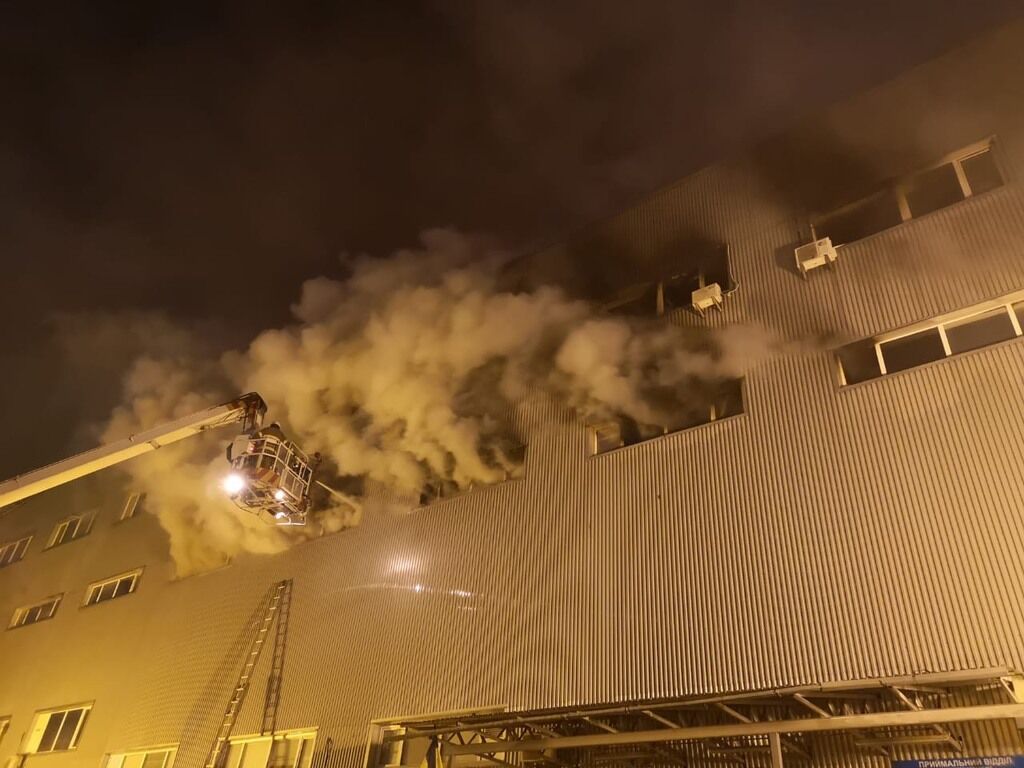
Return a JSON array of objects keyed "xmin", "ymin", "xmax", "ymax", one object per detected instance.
[{"xmin": 443, "ymin": 704, "xmax": 1024, "ymax": 756}]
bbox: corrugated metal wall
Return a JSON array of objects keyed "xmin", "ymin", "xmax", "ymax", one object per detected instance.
[{"xmin": 4, "ymin": 19, "xmax": 1024, "ymax": 768}]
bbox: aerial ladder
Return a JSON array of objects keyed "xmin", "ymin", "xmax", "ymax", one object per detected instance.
[{"xmin": 0, "ymin": 392, "xmax": 325, "ymax": 525}]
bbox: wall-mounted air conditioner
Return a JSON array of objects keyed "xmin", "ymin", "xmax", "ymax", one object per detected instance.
[
  {"xmin": 691, "ymin": 283, "xmax": 723, "ymax": 315},
  {"xmin": 795, "ymin": 237, "xmax": 838, "ymax": 278}
]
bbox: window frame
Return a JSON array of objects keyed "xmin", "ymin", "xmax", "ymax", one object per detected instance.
[
  {"xmin": 836, "ymin": 288, "xmax": 1024, "ymax": 386},
  {"xmin": 104, "ymin": 744, "xmax": 177, "ymax": 768},
  {"xmin": 9, "ymin": 594, "xmax": 63, "ymax": 629},
  {"xmin": 813, "ymin": 137, "xmax": 1003, "ymax": 245},
  {"xmin": 601, "ymin": 254, "xmax": 736, "ymax": 318},
  {"xmin": 0, "ymin": 534, "xmax": 32, "ymax": 567},
  {"xmin": 587, "ymin": 379, "xmax": 746, "ymax": 457},
  {"xmin": 83, "ymin": 568, "xmax": 144, "ymax": 608},
  {"xmin": 120, "ymin": 492, "xmax": 144, "ymax": 522},
  {"xmin": 24, "ymin": 702, "xmax": 93, "ymax": 754},
  {"xmin": 46, "ymin": 512, "xmax": 94, "ymax": 549},
  {"xmin": 223, "ymin": 728, "xmax": 317, "ymax": 768}
]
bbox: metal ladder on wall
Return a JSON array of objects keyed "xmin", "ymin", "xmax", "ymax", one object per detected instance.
[
  {"xmin": 261, "ymin": 575, "xmax": 292, "ymax": 735},
  {"xmin": 203, "ymin": 579, "xmax": 293, "ymax": 768}
]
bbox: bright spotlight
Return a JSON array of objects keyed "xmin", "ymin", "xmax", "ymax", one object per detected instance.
[
  {"xmin": 222, "ymin": 473, "xmax": 246, "ymax": 495},
  {"xmin": 273, "ymin": 489, "xmax": 286, "ymax": 501}
]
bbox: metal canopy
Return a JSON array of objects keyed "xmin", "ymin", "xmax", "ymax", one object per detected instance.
[{"xmin": 377, "ymin": 668, "xmax": 1024, "ymax": 767}]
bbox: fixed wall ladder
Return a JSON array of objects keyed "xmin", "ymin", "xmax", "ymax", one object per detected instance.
[{"xmin": 203, "ymin": 579, "xmax": 293, "ymax": 768}]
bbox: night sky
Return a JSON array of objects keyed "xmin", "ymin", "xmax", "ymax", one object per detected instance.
[{"xmin": 2, "ymin": 1, "xmax": 1021, "ymax": 477}]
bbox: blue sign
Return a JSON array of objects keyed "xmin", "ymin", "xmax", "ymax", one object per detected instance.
[{"xmin": 894, "ymin": 758, "xmax": 1024, "ymax": 768}]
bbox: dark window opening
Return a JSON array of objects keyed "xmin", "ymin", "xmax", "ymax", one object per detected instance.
[
  {"xmin": 944, "ymin": 309, "xmax": 1017, "ymax": 354},
  {"xmin": 905, "ymin": 163, "xmax": 965, "ymax": 217},
  {"xmin": 418, "ymin": 442, "xmax": 524, "ymax": 506},
  {"xmin": 880, "ymin": 328, "xmax": 946, "ymax": 373},
  {"xmin": 660, "ymin": 273, "xmax": 702, "ymax": 312},
  {"xmin": 711, "ymin": 378, "xmax": 744, "ymax": 419},
  {"xmin": 698, "ymin": 247, "xmax": 735, "ymax": 292},
  {"xmin": 590, "ymin": 379, "xmax": 744, "ymax": 454},
  {"xmin": 603, "ymin": 245, "xmax": 733, "ymax": 317},
  {"xmin": 605, "ymin": 283, "xmax": 658, "ymax": 316},
  {"xmin": 816, "ymin": 190, "xmax": 903, "ymax": 245},
  {"xmin": 837, "ymin": 338, "xmax": 882, "ymax": 384},
  {"xmin": 961, "ymin": 148, "xmax": 1003, "ymax": 196}
]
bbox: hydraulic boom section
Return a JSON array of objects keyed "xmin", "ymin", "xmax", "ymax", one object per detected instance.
[{"xmin": 0, "ymin": 392, "xmax": 319, "ymax": 526}]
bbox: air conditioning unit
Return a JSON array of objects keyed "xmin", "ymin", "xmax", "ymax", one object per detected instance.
[
  {"xmin": 691, "ymin": 282, "xmax": 723, "ymax": 315},
  {"xmin": 795, "ymin": 237, "xmax": 838, "ymax": 278}
]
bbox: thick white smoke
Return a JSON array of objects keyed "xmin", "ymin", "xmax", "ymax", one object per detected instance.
[{"xmin": 103, "ymin": 229, "xmax": 786, "ymax": 575}]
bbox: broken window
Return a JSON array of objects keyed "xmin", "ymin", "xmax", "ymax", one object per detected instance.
[
  {"xmin": 710, "ymin": 378, "xmax": 744, "ymax": 419},
  {"xmin": 603, "ymin": 245, "xmax": 733, "ymax": 317},
  {"xmin": 660, "ymin": 272, "xmax": 702, "ymax": 312},
  {"xmin": 418, "ymin": 440, "xmax": 525, "ymax": 507},
  {"xmin": 816, "ymin": 190, "xmax": 903, "ymax": 245},
  {"xmin": 698, "ymin": 246, "xmax": 735, "ymax": 292},
  {"xmin": 588, "ymin": 379, "xmax": 745, "ymax": 455},
  {"xmin": 603, "ymin": 283, "xmax": 659, "ymax": 316}
]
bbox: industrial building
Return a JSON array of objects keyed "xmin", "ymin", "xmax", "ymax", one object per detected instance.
[{"xmin": 4, "ymin": 18, "xmax": 1024, "ymax": 768}]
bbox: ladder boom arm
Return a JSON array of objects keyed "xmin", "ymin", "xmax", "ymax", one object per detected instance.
[{"xmin": 0, "ymin": 393, "xmax": 266, "ymax": 510}]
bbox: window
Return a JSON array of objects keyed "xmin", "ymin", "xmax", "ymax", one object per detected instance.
[
  {"xmin": 418, "ymin": 443, "xmax": 525, "ymax": 507},
  {"xmin": 0, "ymin": 535, "xmax": 31, "ymax": 567},
  {"xmin": 105, "ymin": 746, "xmax": 176, "ymax": 768},
  {"xmin": 904, "ymin": 162, "xmax": 964, "ymax": 217},
  {"xmin": 47, "ymin": 513, "xmax": 93, "ymax": 548},
  {"xmin": 879, "ymin": 328, "xmax": 947, "ymax": 373},
  {"xmin": 837, "ymin": 289, "xmax": 1024, "ymax": 386},
  {"xmin": 23, "ymin": 704, "xmax": 91, "ymax": 753},
  {"xmin": 588, "ymin": 379, "xmax": 745, "ymax": 455},
  {"xmin": 961, "ymin": 146, "xmax": 1004, "ymax": 196},
  {"xmin": 368, "ymin": 726, "xmax": 440, "ymax": 768},
  {"xmin": 120, "ymin": 493, "xmax": 144, "ymax": 521},
  {"xmin": 604, "ymin": 282, "xmax": 659, "ymax": 316},
  {"xmin": 816, "ymin": 190, "xmax": 903, "ymax": 245},
  {"xmin": 10, "ymin": 595, "xmax": 62, "ymax": 628},
  {"xmin": 835, "ymin": 338, "xmax": 880, "ymax": 385},
  {"xmin": 815, "ymin": 139, "xmax": 1004, "ymax": 245},
  {"xmin": 224, "ymin": 730, "xmax": 315, "ymax": 768},
  {"xmin": 944, "ymin": 307, "xmax": 1017, "ymax": 354},
  {"xmin": 603, "ymin": 247, "xmax": 734, "ymax": 317},
  {"xmin": 85, "ymin": 569, "xmax": 142, "ymax": 606}
]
